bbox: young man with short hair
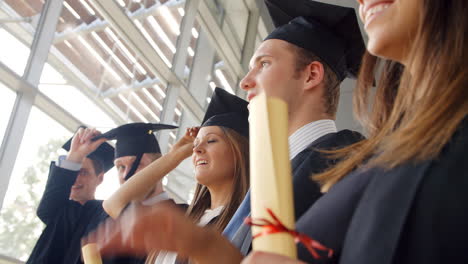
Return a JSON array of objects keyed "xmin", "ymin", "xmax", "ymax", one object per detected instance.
[{"xmin": 27, "ymin": 127, "xmax": 114, "ymax": 264}]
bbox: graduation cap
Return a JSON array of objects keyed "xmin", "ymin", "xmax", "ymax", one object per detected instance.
[
  {"xmin": 93, "ymin": 123, "xmax": 177, "ymax": 180},
  {"xmin": 201, "ymin": 88, "xmax": 249, "ymax": 138},
  {"xmin": 62, "ymin": 134, "xmax": 115, "ymax": 173},
  {"xmin": 94, "ymin": 123, "xmax": 177, "ymax": 158},
  {"xmin": 264, "ymin": 0, "xmax": 365, "ymax": 81}
]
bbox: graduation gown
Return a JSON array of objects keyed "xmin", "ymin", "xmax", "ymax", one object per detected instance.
[
  {"xmin": 295, "ymin": 118, "xmax": 468, "ymax": 263},
  {"xmin": 339, "ymin": 118, "xmax": 468, "ymax": 264},
  {"xmin": 295, "ymin": 165, "xmax": 378, "ymax": 263},
  {"xmin": 228, "ymin": 129, "xmax": 364, "ymax": 255},
  {"xmin": 26, "ymin": 162, "xmax": 107, "ymax": 264},
  {"xmin": 26, "ymin": 163, "xmax": 145, "ymax": 264}
]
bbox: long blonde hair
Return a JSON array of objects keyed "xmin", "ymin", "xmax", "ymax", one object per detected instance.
[{"xmin": 315, "ymin": 0, "xmax": 468, "ymax": 191}]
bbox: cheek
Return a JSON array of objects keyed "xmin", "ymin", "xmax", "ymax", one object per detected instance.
[
  {"xmin": 191, "ymin": 153, "xmax": 196, "ymax": 167},
  {"xmin": 259, "ymin": 69, "xmax": 285, "ymax": 96},
  {"xmin": 365, "ymin": 4, "xmax": 417, "ymax": 61}
]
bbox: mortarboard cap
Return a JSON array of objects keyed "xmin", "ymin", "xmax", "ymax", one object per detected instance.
[
  {"xmin": 264, "ymin": 0, "xmax": 365, "ymax": 81},
  {"xmin": 94, "ymin": 123, "xmax": 178, "ymax": 159},
  {"xmin": 62, "ymin": 134, "xmax": 115, "ymax": 173},
  {"xmin": 201, "ymin": 88, "xmax": 249, "ymax": 138}
]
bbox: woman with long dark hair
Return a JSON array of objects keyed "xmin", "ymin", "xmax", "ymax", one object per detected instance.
[{"xmin": 243, "ymin": 0, "xmax": 468, "ymax": 263}]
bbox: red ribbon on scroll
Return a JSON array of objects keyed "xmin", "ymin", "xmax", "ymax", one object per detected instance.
[{"xmin": 245, "ymin": 208, "xmax": 334, "ymax": 259}]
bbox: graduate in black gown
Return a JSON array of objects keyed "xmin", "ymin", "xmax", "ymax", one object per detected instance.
[
  {"xmin": 26, "ymin": 124, "xmax": 176, "ymax": 264},
  {"xmin": 27, "ymin": 127, "xmax": 114, "ymax": 264},
  {"xmin": 241, "ymin": 0, "xmax": 468, "ymax": 263},
  {"xmin": 223, "ymin": 0, "xmax": 366, "ymax": 256}
]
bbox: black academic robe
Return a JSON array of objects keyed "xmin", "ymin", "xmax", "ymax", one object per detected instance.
[
  {"xmin": 295, "ymin": 118, "xmax": 468, "ymax": 263},
  {"xmin": 339, "ymin": 118, "xmax": 468, "ymax": 264},
  {"xmin": 230, "ymin": 130, "xmax": 364, "ymax": 255},
  {"xmin": 295, "ymin": 165, "xmax": 378, "ymax": 263},
  {"xmin": 26, "ymin": 163, "xmax": 145, "ymax": 264},
  {"xmin": 26, "ymin": 162, "xmax": 106, "ymax": 264}
]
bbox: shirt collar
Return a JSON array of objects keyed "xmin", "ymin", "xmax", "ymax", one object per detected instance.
[{"xmin": 288, "ymin": 119, "xmax": 337, "ymax": 160}]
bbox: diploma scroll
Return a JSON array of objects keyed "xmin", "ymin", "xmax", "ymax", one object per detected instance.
[{"xmin": 249, "ymin": 93, "xmax": 297, "ymax": 258}]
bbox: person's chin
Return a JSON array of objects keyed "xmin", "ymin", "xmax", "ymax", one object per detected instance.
[{"xmin": 195, "ymin": 174, "xmax": 210, "ymax": 186}]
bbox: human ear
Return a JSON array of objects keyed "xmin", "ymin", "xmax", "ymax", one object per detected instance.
[{"xmin": 303, "ymin": 61, "xmax": 324, "ymax": 91}]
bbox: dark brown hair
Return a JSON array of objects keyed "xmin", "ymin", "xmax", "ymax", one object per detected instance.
[
  {"xmin": 287, "ymin": 43, "xmax": 341, "ymax": 116},
  {"xmin": 89, "ymin": 159, "xmax": 104, "ymax": 175},
  {"xmin": 314, "ymin": 0, "xmax": 468, "ymax": 191}
]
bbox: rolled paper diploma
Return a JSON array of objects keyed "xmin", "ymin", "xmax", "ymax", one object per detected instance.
[
  {"xmin": 82, "ymin": 243, "xmax": 103, "ymax": 264},
  {"xmin": 103, "ymin": 150, "xmax": 183, "ymax": 219},
  {"xmin": 249, "ymin": 92, "xmax": 296, "ymax": 258}
]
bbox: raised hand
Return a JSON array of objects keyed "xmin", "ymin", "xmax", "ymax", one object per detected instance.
[
  {"xmin": 66, "ymin": 127, "xmax": 107, "ymax": 163},
  {"xmin": 170, "ymin": 127, "xmax": 200, "ymax": 159}
]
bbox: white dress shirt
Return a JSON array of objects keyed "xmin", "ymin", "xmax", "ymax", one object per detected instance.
[{"xmin": 288, "ymin": 119, "xmax": 337, "ymax": 160}]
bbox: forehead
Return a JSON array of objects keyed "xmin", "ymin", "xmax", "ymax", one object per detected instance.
[
  {"xmin": 196, "ymin": 126, "xmax": 224, "ymax": 138},
  {"xmin": 250, "ymin": 39, "xmax": 294, "ymax": 65},
  {"xmin": 82, "ymin": 158, "xmax": 95, "ymax": 171}
]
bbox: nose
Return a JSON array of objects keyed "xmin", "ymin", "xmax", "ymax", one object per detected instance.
[
  {"xmin": 239, "ymin": 71, "xmax": 255, "ymax": 92},
  {"xmin": 193, "ymin": 143, "xmax": 205, "ymax": 154},
  {"xmin": 74, "ymin": 174, "xmax": 83, "ymax": 185}
]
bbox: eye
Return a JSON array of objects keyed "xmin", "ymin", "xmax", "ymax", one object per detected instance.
[
  {"xmin": 207, "ymin": 139, "xmax": 217, "ymax": 144},
  {"xmin": 117, "ymin": 165, "xmax": 125, "ymax": 172},
  {"xmin": 260, "ymin": 61, "xmax": 270, "ymax": 68}
]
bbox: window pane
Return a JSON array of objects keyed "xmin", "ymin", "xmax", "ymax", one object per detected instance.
[
  {"xmin": 0, "ymin": 105, "xmax": 122, "ymax": 262},
  {"xmin": 0, "ymin": 83, "xmax": 17, "ymax": 143},
  {"xmin": 0, "ymin": 107, "xmax": 70, "ymax": 261},
  {"xmin": 202, "ymin": 0, "xmax": 249, "ymax": 59},
  {"xmin": 39, "ymin": 63, "xmax": 117, "ymax": 128},
  {"xmin": 0, "ymin": 1, "xmax": 45, "ymax": 75},
  {"xmin": 45, "ymin": 0, "xmax": 175, "ymax": 125},
  {"xmin": 0, "ymin": 28, "xmax": 30, "ymax": 76}
]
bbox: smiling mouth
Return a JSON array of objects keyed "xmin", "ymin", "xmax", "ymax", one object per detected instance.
[
  {"xmin": 364, "ymin": 2, "xmax": 393, "ymax": 27},
  {"xmin": 71, "ymin": 184, "xmax": 83, "ymax": 189},
  {"xmin": 196, "ymin": 160, "xmax": 208, "ymax": 166}
]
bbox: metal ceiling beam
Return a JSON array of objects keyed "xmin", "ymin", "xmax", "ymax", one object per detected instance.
[
  {"xmin": 196, "ymin": 0, "xmax": 246, "ymax": 79},
  {"xmin": 100, "ymin": 76, "xmax": 163, "ymax": 98},
  {"xmin": 0, "ymin": 61, "xmax": 83, "ymax": 131},
  {"xmin": 88, "ymin": 0, "xmax": 204, "ymax": 120},
  {"xmin": 0, "ymin": 3, "xmax": 127, "ymax": 126},
  {"xmin": 53, "ymin": 0, "xmax": 185, "ymax": 43},
  {"xmin": 54, "ymin": 18, "xmax": 107, "ymax": 43},
  {"xmin": 0, "ymin": 0, "xmax": 63, "ymax": 211},
  {"xmin": 158, "ymin": 0, "xmax": 203, "ymax": 154},
  {"xmin": 47, "ymin": 45, "xmax": 126, "ymax": 124}
]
